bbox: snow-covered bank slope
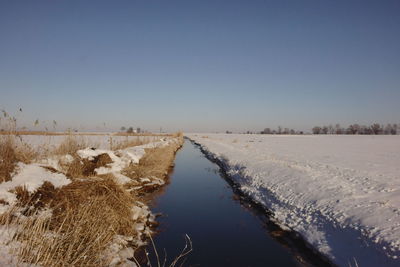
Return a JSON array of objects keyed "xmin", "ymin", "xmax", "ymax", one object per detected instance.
[{"xmin": 187, "ymin": 134, "xmax": 400, "ymax": 266}]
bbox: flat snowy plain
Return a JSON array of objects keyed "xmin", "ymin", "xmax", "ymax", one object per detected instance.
[{"xmin": 187, "ymin": 134, "xmax": 400, "ymax": 267}]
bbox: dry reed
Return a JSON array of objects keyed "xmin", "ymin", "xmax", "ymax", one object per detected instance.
[
  {"xmin": 0, "ymin": 136, "xmax": 17, "ymax": 182},
  {"xmin": 10, "ymin": 178, "xmax": 137, "ymax": 266},
  {"xmin": 0, "ymin": 135, "xmax": 38, "ymax": 183},
  {"xmin": 112, "ymin": 136, "xmax": 153, "ymax": 150},
  {"xmin": 123, "ymin": 138, "xmax": 183, "ymax": 194},
  {"xmin": 0, "ymin": 124, "xmax": 185, "ymax": 266},
  {"xmin": 52, "ymin": 135, "xmax": 91, "ymax": 156}
]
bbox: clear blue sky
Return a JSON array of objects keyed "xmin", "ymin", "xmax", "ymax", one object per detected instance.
[{"xmin": 1, "ymin": 0, "xmax": 399, "ymax": 132}]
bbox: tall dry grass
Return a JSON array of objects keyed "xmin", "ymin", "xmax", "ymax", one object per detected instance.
[
  {"xmin": 0, "ymin": 131, "xmax": 175, "ymax": 137},
  {"xmin": 0, "ymin": 112, "xmax": 41, "ymax": 182},
  {"xmin": 0, "ymin": 136, "xmax": 17, "ymax": 182},
  {"xmin": 112, "ymin": 136, "xmax": 154, "ymax": 150},
  {"xmin": 123, "ymin": 137, "xmax": 183, "ymax": 196},
  {"xmin": 0, "ymin": 135, "xmax": 38, "ymax": 183},
  {"xmin": 124, "ymin": 141, "xmax": 181, "ymax": 180},
  {"xmin": 0, "ymin": 123, "xmax": 185, "ymax": 266},
  {"xmin": 7, "ymin": 178, "xmax": 138, "ymax": 266},
  {"xmin": 52, "ymin": 135, "xmax": 91, "ymax": 156}
]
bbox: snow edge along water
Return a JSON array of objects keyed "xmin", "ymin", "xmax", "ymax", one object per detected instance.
[
  {"xmin": 186, "ymin": 136, "xmax": 399, "ymax": 267},
  {"xmin": 186, "ymin": 138, "xmax": 334, "ymax": 266}
]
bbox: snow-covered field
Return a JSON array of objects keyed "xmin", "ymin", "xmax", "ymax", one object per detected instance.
[
  {"xmin": 187, "ymin": 134, "xmax": 400, "ymax": 267},
  {"xmin": 18, "ymin": 134, "xmax": 165, "ymax": 150}
]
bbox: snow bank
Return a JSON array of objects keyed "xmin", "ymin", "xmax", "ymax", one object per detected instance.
[
  {"xmin": 77, "ymin": 137, "xmax": 179, "ymax": 183},
  {"xmin": 0, "ymin": 163, "xmax": 71, "ymax": 212},
  {"xmin": 0, "ymin": 136, "xmax": 180, "ymax": 265},
  {"xmin": 187, "ymin": 134, "xmax": 400, "ymax": 267}
]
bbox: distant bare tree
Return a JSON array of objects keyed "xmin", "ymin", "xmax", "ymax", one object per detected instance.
[
  {"xmin": 312, "ymin": 126, "xmax": 322, "ymax": 134},
  {"xmin": 322, "ymin": 126, "xmax": 329, "ymax": 134},
  {"xmin": 359, "ymin": 125, "xmax": 372, "ymax": 135},
  {"xmin": 347, "ymin": 124, "xmax": 360, "ymax": 135},
  {"xmin": 371, "ymin": 123, "xmax": 382, "ymax": 135},
  {"xmin": 263, "ymin": 128, "xmax": 271, "ymax": 134},
  {"xmin": 328, "ymin": 125, "xmax": 335, "ymax": 134},
  {"xmin": 392, "ymin": 124, "xmax": 398, "ymax": 135},
  {"xmin": 283, "ymin": 128, "xmax": 290, "ymax": 134},
  {"xmin": 335, "ymin": 124, "xmax": 343, "ymax": 134}
]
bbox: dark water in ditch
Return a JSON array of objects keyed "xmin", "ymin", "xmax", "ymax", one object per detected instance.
[{"xmin": 148, "ymin": 140, "xmax": 328, "ymax": 267}]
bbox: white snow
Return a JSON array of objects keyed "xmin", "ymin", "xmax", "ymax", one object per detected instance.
[
  {"xmin": 187, "ymin": 133, "xmax": 400, "ymax": 267},
  {"xmin": 0, "ymin": 163, "xmax": 71, "ymax": 210},
  {"xmin": 0, "ymin": 225, "xmax": 34, "ymax": 267},
  {"xmin": 0, "ymin": 163, "xmax": 70, "ymax": 265},
  {"xmin": 0, "ymin": 135, "xmax": 180, "ymax": 265},
  {"xmin": 76, "ymin": 137, "xmax": 180, "ymax": 183}
]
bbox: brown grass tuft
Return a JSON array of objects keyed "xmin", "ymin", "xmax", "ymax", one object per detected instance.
[
  {"xmin": 63, "ymin": 153, "xmax": 113, "ymax": 178},
  {"xmin": 13, "ymin": 182, "xmax": 59, "ymax": 216},
  {"xmin": 112, "ymin": 136, "xmax": 153, "ymax": 150},
  {"xmin": 123, "ymin": 139, "xmax": 183, "ymax": 195},
  {"xmin": 13, "ymin": 178, "xmax": 138, "ymax": 266},
  {"xmin": 0, "ymin": 136, "xmax": 17, "ymax": 183},
  {"xmin": 0, "ymin": 135, "xmax": 43, "ymax": 183},
  {"xmin": 15, "ymin": 142, "xmax": 39, "ymax": 164},
  {"xmin": 52, "ymin": 135, "xmax": 90, "ymax": 156}
]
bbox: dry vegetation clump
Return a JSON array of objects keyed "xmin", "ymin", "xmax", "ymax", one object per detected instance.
[
  {"xmin": 0, "ymin": 135, "xmax": 39, "ymax": 183},
  {"xmin": 0, "ymin": 127, "xmax": 185, "ymax": 266},
  {"xmin": 14, "ymin": 142, "xmax": 39, "ymax": 164},
  {"xmin": 48, "ymin": 135, "xmax": 108, "ymax": 178},
  {"xmin": 8, "ymin": 178, "xmax": 139, "ymax": 266},
  {"xmin": 123, "ymin": 138, "xmax": 183, "ymax": 195},
  {"xmin": 0, "ymin": 136, "xmax": 17, "ymax": 183},
  {"xmin": 52, "ymin": 135, "xmax": 91, "ymax": 156},
  {"xmin": 64, "ymin": 153, "xmax": 113, "ymax": 178},
  {"xmin": 114, "ymin": 132, "xmax": 172, "ymax": 137},
  {"xmin": 112, "ymin": 136, "xmax": 153, "ymax": 150},
  {"xmin": 13, "ymin": 182, "xmax": 59, "ymax": 216}
]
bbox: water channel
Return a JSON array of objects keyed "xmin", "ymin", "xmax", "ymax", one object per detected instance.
[{"xmin": 148, "ymin": 140, "xmax": 330, "ymax": 266}]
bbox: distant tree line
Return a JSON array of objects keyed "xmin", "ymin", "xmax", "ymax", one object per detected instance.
[
  {"xmin": 259, "ymin": 126, "xmax": 304, "ymax": 135},
  {"xmin": 312, "ymin": 123, "xmax": 398, "ymax": 135},
  {"xmin": 231, "ymin": 123, "xmax": 399, "ymax": 135}
]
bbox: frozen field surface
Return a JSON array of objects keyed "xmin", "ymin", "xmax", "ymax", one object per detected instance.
[{"xmin": 187, "ymin": 134, "xmax": 400, "ymax": 266}]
